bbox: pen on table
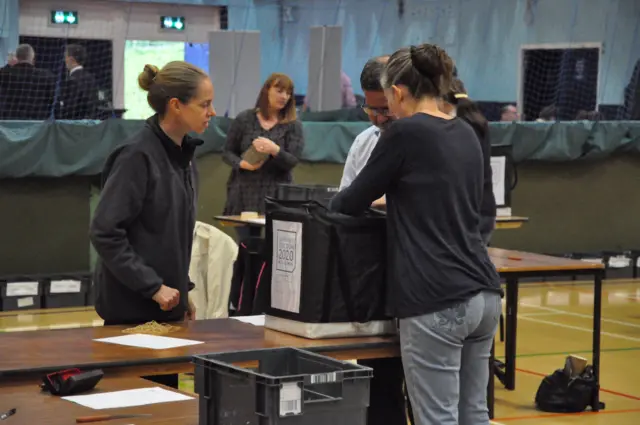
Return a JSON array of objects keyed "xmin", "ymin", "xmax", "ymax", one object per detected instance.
[
  {"xmin": 0, "ymin": 408, "xmax": 16, "ymax": 421},
  {"xmin": 507, "ymin": 256, "xmax": 522, "ymax": 261},
  {"xmin": 75, "ymin": 413, "xmax": 152, "ymax": 423}
]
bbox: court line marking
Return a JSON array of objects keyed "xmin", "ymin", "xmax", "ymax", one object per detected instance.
[
  {"xmin": 518, "ymin": 312, "xmax": 563, "ymax": 317},
  {"xmin": 614, "ymin": 293, "xmax": 640, "ymax": 301},
  {"xmin": 517, "ymin": 315, "xmax": 640, "ymax": 342},
  {"xmin": 519, "ymin": 303, "xmax": 640, "ymax": 329},
  {"xmin": 495, "ymin": 346, "xmax": 640, "ymax": 360},
  {"xmin": 495, "ymin": 408, "xmax": 640, "ymax": 422}
]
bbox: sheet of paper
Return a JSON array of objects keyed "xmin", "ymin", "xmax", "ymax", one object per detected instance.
[
  {"xmin": 231, "ymin": 315, "xmax": 265, "ymax": 326},
  {"xmin": 62, "ymin": 387, "xmax": 193, "ymax": 410},
  {"xmin": 490, "ymin": 156, "xmax": 506, "ymax": 206},
  {"xmin": 94, "ymin": 333, "xmax": 204, "ymax": 350},
  {"xmin": 247, "ymin": 217, "xmax": 266, "ymax": 225}
]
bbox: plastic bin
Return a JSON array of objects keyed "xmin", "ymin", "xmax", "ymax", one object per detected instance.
[
  {"xmin": 0, "ymin": 277, "xmax": 43, "ymax": 312},
  {"xmin": 42, "ymin": 274, "xmax": 92, "ymax": 308},
  {"xmin": 276, "ymin": 184, "xmax": 339, "ymax": 205},
  {"xmin": 193, "ymin": 347, "xmax": 373, "ymax": 425}
]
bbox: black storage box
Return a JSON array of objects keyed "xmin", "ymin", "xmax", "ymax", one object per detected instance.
[
  {"xmin": 276, "ymin": 184, "xmax": 339, "ymax": 206},
  {"xmin": 43, "ymin": 274, "xmax": 92, "ymax": 309},
  {"xmin": 193, "ymin": 347, "xmax": 373, "ymax": 425},
  {"xmin": 261, "ymin": 198, "xmax": 389, "ymax": 324},
  {"xmin": 0, "ymin": 277, "xmax": 43, "ymax": 311}
]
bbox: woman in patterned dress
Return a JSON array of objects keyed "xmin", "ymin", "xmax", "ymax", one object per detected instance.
[{"xmin": 222, "ymin": 73, "xmax": 305, "ymax": 241}]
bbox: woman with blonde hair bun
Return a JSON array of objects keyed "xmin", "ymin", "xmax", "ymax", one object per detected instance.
[{"xmin": 90, "ymin": 61, "xmax": 215, "ymax": 386}]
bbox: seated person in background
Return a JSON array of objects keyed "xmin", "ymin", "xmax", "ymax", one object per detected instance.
[
  {"xmin": 500, "ymin": 104, "xmax": 519, "ymax": 121},
  {"xmin": 340, "ymin": 56, "xmax": 394, "ymax": 209},
  {"xmin": 222, "ymin": 73, "xmax": 304, "ymax": 241},
  {"xmin": 537, "ymin": 104, "xmax": 557, "ymax": 122},
  {"xmin": 440, "ymin": 79, "xmax": 497, "ymax": 245},
  {"xmin": 301, "ymin": 70, "xmax": 357, "ymax": 111},
  {"xmin": 330, "ymin": 43, "xmax": 502, "ymax": 425},
  {"xmin": 575, "ymin": 110, "xmax": 604, "ymax": 121}
]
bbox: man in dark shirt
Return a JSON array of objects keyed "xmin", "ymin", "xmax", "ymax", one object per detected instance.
[
  {"xmin": 60, "ymin": 44, "xmax": 98, "ymax": 119},
  {"xmin": 0, "ymin": 44, "xmax": 56, "ymax": 120}
]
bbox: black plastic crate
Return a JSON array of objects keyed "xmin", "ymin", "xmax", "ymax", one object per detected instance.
[
  {"xmin": 0, "ymin": 278, "xmax": 43, "ymax": 312},
  {"xmin": 42, "ymin": 274, "xmax": 92, "ymax": 308},
  {"xmin": 276, "ymin": 184, "xmax": 339, "ymax": 205},
  {"xmin": 194, "ymin": 347, "xmax": 372, "ymax": 425}
]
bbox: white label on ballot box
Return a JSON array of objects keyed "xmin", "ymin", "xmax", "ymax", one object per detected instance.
[
  {"xmin": 279, "ymin": 382, "xmax": 302, "ymax": 416},
  {"xmin": 271, "ymin": 220, "xmax": 302, "ymax": 314},
  {"xmin": 490, "ymin": 156, "xmax": 506, "ymax": 206},
  {"xmin": 6, "ymin": 281, "xmax": 39, "ymax": 297}
]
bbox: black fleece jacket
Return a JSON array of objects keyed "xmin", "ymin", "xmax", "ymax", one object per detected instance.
[{"xmin": 89, "ymin": 115, "xmax": 202, "ymax": 324}]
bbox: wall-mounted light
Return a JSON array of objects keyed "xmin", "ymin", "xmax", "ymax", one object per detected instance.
[
  {"xmin": 160, "ymin": 16, "xmax": 186, "ymax": 31},
  {"xmin": 50, "ymin": 10, "xmax": 78, "ymax": 25}
]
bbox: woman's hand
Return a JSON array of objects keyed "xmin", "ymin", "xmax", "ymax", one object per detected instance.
[
  {"xmin": 185, "ymin": 296, "xmax": 196, "ymax": 321},
  {"xmin": 253, "ymin": 137, "xmax": 281, "ymax": 156},
  {"xmin": 239, "ymin": 160, "xmax": 265, "ymax": 171},
  {"xmin": 152, "ymin": 284, "xmax": 180, "ymax": 311}
]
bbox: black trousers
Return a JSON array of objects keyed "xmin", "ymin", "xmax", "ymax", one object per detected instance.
[
  {"xmin": 360, "ymin": 357, "xmax": 413, "ymax": 425},
  {"xmin": 103, "ymin": 320, "xmax": 180, "ymax": 389}
]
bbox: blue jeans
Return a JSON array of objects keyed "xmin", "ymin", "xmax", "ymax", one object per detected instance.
[{"xmin": 399, "ymin": 290, "xmax": 501, "ymax": 425}]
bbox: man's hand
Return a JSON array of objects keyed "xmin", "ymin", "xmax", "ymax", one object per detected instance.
[
  {"xmin": 185, "ymin": 296, "xmax": 196, "ymax": 321},
  {"xmin": 239, "ymin": 159, "xmax": 265, "ymax": 171},
  {"xmin": 152, "ymin": 285, "xmax": 180, "ymax": 311},
  {"xmin": 372, "ymin": 196, "xmax": 386, "ymax": 208}
]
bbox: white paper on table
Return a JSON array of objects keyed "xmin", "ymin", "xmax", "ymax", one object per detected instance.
[
  {"xmin": 490, "ymin": 156, "xmax": 506, "ymax": 206},
  {"xmin": 231, "ymin": 315, "xmax": 265, "ymax": 326},
  {"xmin": 93, "ymin": 333, "xmax": 204, "ymax": 350},
  {"xmin": 62, "ymin": 387, "xmax": 193, "ymax": 410}
]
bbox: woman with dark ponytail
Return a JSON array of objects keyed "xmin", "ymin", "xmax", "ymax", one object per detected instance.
[
  {"xmin": 442, "ymin": 79, "xmax": 497, "ymax": 245},
  {"xmin": 329, "ymin": 43, "xmax": 501, "ymax": 425}
]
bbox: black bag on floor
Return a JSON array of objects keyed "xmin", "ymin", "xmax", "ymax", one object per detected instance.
[
  {"xmin": 261, "ymin": 198, "xmax": 390, "ymax": 323},
  {"xmin": 535, "ymin": 365, "xmax": 604, "ymax": 413}
]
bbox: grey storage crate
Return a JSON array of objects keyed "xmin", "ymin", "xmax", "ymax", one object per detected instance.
[{"xmin": 193, "ymin": 347, "xmax": 373, "ymax": 425}]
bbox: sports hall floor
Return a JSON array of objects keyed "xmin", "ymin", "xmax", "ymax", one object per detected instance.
[{"xmin": 1, "ymin": 278, "xmax": 639, "ymax": 424}]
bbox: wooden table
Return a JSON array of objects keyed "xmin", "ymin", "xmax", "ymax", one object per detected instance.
[
  {"xmin": 0, "ymin": 377, "xmax": 197, "ymax": 425},
  {"xmin": 214, "ymin": 215, "xmax": 529, "ymax": 232},
  {"xmin": 489, "ymin": 247, "xmax": 605, "ymax": 414},
  {"xmin": 0, "ymin": 318, "xmax": 398, "ymax": 382},
  {"xmin": 0, "ymin": 248, "xmax": 604, "ymax": 420}
]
